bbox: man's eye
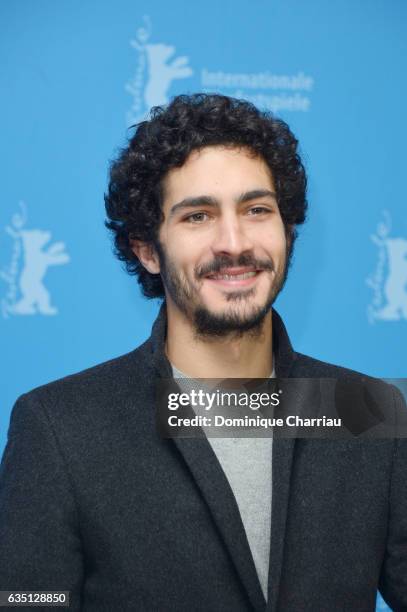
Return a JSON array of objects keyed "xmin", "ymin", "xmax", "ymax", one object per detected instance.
[
  {"xmin": 184, "ymin": 212, "xmax": 209, "ymax": 223},
  {"xmin": 248, "ymin": 206, "xmax": 271, "ymax": 216}
]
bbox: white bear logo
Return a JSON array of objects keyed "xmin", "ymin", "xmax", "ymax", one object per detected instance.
[
  {"xmin": 126, "ymin": 16, "xmax": 193, "ymax": 125},
  {"xmin": 367, "ymin": 211, "xmax": 407, "ymax": 322},
  {"xmin": 13, "ymin": 229, "xmax": 70, "ymax": 315},
  {"xmin": 1, "ymin": 203, "xmax": 70, "ymax": 317},
  {"xmin": 143, "ymin": 43, "xmax": 193, "ymax": 108}
]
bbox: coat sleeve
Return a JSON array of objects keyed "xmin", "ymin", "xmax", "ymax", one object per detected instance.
[
  {"xmin": 378, "ymin": 385, "xmax": 407, "ymax": 612},
  {"xmin": 0, "ymin": 392, "xmax": 83, "ymax": 610}
]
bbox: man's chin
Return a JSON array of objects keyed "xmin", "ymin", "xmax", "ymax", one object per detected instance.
[{"xmin": 192, "ymin": 302, "xmax": 272, "ymax": 339}]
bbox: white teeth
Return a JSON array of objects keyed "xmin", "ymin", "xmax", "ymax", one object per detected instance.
[{"xmin": 210, "ymin": 271, "xmax": 257, "ymax": 281}]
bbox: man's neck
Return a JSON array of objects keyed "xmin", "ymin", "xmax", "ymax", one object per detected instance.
[{"xmin": 165, "ymin": 304, "xmax": 273, "ymax": 379}]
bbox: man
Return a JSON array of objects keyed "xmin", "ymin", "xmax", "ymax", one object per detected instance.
[{"xmin": 0, "ymin": 94, "xmax": 406, "ymax": 611}]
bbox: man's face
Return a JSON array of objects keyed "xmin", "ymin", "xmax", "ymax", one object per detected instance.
[{"xmin": 155, "ymin": 145, "xmax": 289, "ymax": 337}]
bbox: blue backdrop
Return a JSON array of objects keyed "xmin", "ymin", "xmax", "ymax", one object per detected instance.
[{"xmin": 1, "ymin": 3, "xmax": 406, "ymax": 609}]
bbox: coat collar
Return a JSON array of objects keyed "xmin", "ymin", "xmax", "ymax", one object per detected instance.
[
  {"xmin": 149, "ymin": 300, "xmax": 297, "ymax": 379},
  {"xmin": 149, "ymin": 301, "xmax": 297, "ymax": 612}
]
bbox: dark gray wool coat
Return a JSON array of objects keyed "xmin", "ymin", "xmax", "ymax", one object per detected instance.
[{"xmin": 0, "ymin": 303, "xmax": 406, "ymax": 612}]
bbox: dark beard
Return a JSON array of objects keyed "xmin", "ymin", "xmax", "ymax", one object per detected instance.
[
  {"xmin": 193, "ymin": 299, "xmax": 273, "ymax": 339},
  {"xmin": 155, "ymin": 243, "xmax": 289, "ymax": 339}
]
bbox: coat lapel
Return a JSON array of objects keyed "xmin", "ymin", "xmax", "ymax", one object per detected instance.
[
  {"xmin": 173, "ymin": 436, "xmax": 267, "ymax": 611},
  {"xmin": 267, "ymin": 438, "xmax": 296, "ymax": 611},
  {"xmin": 267, "ymin": 311, "xmax": 297, "ymax": 611}
]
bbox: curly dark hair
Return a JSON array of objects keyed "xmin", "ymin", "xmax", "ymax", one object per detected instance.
[{"xmin": 105, "ymin": 93, "xmax": 307, "ymax": 298}]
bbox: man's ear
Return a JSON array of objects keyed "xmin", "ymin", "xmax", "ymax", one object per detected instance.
[
  {"xmin": 285, "ymin": 224, "xmax": 295, "ymax": 247},
  {"xmin": 131, "ymin": 240, "xmax": 160, "ymax": 274}
]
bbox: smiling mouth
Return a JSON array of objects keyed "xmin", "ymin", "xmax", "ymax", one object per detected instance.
[{"xmin": 204, "ymin": 267, "xmax": 265, "ymax": 286}]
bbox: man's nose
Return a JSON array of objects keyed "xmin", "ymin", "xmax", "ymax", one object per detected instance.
[{"xmin": 211, "ymin": 215, "xmax": 254, "ymax": 256}]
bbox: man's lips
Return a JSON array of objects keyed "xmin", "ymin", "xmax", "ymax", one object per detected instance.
[{"xmin": 203, "ymin": 267, "xmax": 265, "ymax": 287}]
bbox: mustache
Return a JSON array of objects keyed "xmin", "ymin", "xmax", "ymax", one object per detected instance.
[{"xmin": 196, "ymin": 254, "xmax": 274, "ymax": 278}]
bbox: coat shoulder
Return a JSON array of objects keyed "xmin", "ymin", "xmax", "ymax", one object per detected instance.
[
  {"xmin": 14, "ymin": 338, "xmax": 154, "ymax": 417},
  {"xmin": 292, "ymin": 352, "xmax": 372, "ymax": 380},
  {"xmin": 291, "ymin": 352, "xmax": 407, "ymax": 434}
]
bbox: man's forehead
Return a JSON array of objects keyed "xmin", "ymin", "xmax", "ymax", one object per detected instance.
[{"xmin": 161, "ymin": 145, "xmax": 275, "ymax": 204}]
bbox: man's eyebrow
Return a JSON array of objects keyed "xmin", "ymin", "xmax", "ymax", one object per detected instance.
[
  {"xmin": 236, "ymin": 189, "xmax": 277, "ymax": 204},
  {"xmin": 169, "ymin": 196, "xmax": 219, "ymax": 218},
  {"xmin": 168, "ymin": 189, "xmax": 277, "ymax": 218}
]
